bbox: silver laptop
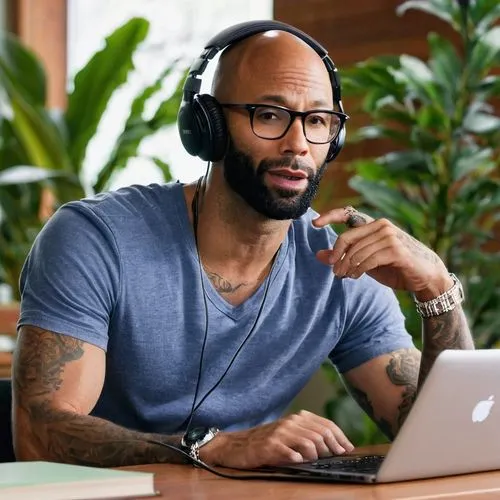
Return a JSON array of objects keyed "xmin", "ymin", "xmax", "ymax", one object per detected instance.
[{"xmin": 265, "ymin": 349, "xmax": 500, "ymax": 483}]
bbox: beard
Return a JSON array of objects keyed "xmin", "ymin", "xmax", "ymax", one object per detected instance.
[{"xmin": 222, "ymin": 140, "xmax": 328, "ymax": 220}]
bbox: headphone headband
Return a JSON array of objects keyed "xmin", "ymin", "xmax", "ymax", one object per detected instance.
[
  {"xmin": 183, "ymin": 20, "xmax": 341, "ymax": 103},
  {"xmin": 178, "ymin": 20, "xmax": 346, "ymax": 163}
]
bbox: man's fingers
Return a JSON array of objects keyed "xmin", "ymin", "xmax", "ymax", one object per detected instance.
[
  {"xmin": 348, "ymin": 246, "xmax": 399, "ymax": 279},
  {"xmin": 308, "ymin": 413, "xmax": 355, "ymax": 453},
  {"xmin": 295, "ymin": 424, "xmax": 345, "ymax": 457},
  {"xmin": 312, "ymin": 206, "xmax": 373, "ymax": 229},
  {"xmin": 272, "ymin": 442, "xmax": 304, "ymax": 465},
  {"xmin": 293, "ymin": 410, "xmax": 354, "ymax": 454},
  {"xmin": 334, "ymin": 237, "xmax": 397, "ymax": 278},
  {"xmin": 330, "ymin": 221, "xmax": 381, "ymax": 265}
]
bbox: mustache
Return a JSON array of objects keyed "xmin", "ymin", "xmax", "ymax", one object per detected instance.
[{"xmin": 257, "ymin": 158, "xmax": 315, "ymax": 178}]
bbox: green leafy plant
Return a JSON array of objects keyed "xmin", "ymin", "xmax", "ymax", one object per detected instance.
[
  {"xmin": 323, "ymin": 0, "xmax": 500, "ymax": 445},
  {"xmin": 0, "ymin": 18, "xmax": 186, "ymax": 299}
]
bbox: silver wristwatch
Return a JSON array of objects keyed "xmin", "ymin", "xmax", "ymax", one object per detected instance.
[
  {"xmin": 414, "ymin": 273, "xmax": 464, "ymax": 318},
  {"xmin": 180, "ymin": 426, "xmax": 219, "ymax": 462}
]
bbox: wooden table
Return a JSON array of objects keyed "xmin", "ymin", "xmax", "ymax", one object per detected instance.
[{"xmin": 121, "ymin": 445, "xmax": 500, "ymax": 499}]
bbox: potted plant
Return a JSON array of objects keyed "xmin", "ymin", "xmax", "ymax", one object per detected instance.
[
  {"xmin": 322, "ymin": 0, "xmax": 500, "ymax": 445},
  {"xmin": 0, "ymin": 17, "xmax": 186, "ymax": 303}
]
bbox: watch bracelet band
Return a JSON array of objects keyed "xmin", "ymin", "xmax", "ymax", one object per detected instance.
[
  {"xmin": 188, "ymin": 443, "xmax": 201, "ymax": 462},
  {"xmin": 180, "ymin": 427, "xmax": 219, "ymax": 463},
  {"xmin": 414, "ymin": 273, "xmax": 464, "ymax": 318}
]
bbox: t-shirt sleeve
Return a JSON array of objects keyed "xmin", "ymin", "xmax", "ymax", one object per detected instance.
[
  {"xmin": 18, "ymin": 203, "xmax": 121, "ymax": 351},
  {"xmin": 329, "ymin": 274, "xmax": 415, "ymax": 373}
]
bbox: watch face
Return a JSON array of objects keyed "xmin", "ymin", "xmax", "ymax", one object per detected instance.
[
  {"xmin": 188, "ymin": 427, "xmax": 208, "ymax": 443},
  {"xmin": 184, "ymin": 427, "xmax": 209, "ymax": 446},
  {"xmin": 182, "ymin": 426, "xmax": 219, "ymax": 448}
]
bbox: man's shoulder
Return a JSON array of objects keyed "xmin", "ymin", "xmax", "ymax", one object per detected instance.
[{"xmin": 63, "ymin": 182, "xmax": 183, "ymax": 220}]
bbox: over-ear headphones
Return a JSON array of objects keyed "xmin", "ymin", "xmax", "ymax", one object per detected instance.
[{"xmin": 178, "ymin": 20, "xmax": 346, "ymax": 164}]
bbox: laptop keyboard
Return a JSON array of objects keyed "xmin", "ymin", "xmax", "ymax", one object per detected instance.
[{"xmin": 308, "ymin": 454, "xmax": 385, "ymax": 474}]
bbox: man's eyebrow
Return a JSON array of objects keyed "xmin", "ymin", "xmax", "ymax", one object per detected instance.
[
  {"xmin": 256, "ymin": 95, "xmax": 288, "ymax": 105},
  {"xmin": 255, "ymin": 95, "xmax": 333, "ymax": 109}
]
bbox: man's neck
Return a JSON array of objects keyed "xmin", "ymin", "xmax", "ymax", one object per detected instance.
[{"xmin": 184, "ymin": 174, "xmax": 289, "ymax": 305}]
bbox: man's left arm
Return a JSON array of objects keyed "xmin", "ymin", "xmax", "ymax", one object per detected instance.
[
  {"xmin": 313, "ymin": 207, "xmax": 475, "ymax": 440},
  {"xmin": 341, "ymin": 300, "xmax": 473, "ymax": 440}
]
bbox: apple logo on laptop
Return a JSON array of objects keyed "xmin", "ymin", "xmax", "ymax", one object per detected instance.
[{"xmin": 472, "ymin": 395, "xmax": 495, "ymax": 423}]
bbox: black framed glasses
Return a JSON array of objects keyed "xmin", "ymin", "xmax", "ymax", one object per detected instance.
[{"xmin": 221, "ymin": 103, "xmax": 349, "ymax": 144}]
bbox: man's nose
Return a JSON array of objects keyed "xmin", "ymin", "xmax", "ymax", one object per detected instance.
[{"xmin": 279, "ymin": 117, "xmax": 309, "ymax": 157}]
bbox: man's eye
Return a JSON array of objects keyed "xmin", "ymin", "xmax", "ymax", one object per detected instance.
[
  {"xmin": 256, "ymin": 110, "xmax": 280, "ymax": 121},
  {"xmin": 307, "ymin": 115, "xmax": 327, "ymax": 126}
]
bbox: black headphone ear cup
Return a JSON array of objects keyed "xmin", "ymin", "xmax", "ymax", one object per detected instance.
[
  {"xmin": 178, "ymin": 99, "xmax": 202, "ymax": 157},
  {"xmin": 326, "ymin": 125, "xmax": 346, "ymax": 162},
  {"xmin": 194, "ymin": 94, "xmax": 228, "ymax": 162}
]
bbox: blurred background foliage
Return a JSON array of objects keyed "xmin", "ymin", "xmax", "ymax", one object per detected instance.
[
  {"xmin": 322, "ymin": 0, "xmax": 500, "ymax": 446},
  {"xmin": 0, "ymin": 17, "xmax": 185, "ymax": 299},
  {"xmin": 1, "ymin": 0, "xmax": 499, "ymax": 449}
]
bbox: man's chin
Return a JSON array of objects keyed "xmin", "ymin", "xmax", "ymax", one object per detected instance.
[{"xmin": 272, "ymin": 186, "xmax": 307, "ymax": 199}]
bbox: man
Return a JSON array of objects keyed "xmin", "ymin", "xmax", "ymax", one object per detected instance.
[{"xmin": 12, "ymin": 22, "xmax": 474, "ymax": 469}]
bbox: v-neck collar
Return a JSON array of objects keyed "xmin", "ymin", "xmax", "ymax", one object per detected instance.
[{"xmin": 172, "ymin": 183, "xmax": 289, "ymax": 321}]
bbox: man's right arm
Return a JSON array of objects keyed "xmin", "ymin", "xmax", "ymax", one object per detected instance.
[{"xmin": 13, "ymin": 325, "xmax": 188, "ymax": 467}]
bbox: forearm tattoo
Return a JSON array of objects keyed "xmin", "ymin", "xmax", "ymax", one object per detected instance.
[
  {"xmin": 14, "ymin": 326, "xmax": 187, "ymax": 466},
  {"xmin": 418, "ymin": 306, "xmax": 474, "ymax": 388},
  {"xmin": 345, "ymin": 384, "xmax": 394, "ymax": 440}
]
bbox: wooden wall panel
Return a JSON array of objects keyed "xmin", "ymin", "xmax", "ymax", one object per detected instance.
[
  {"xmin": 10, "ymin": 0, "xmax": 67, "ymax": 109},
  {"xmin": 274, "ymin": 0, "xmax": 458, "ymax": 67},
  {"xmin": 274, "ymin": 0, "xmax": 459, "ymax": 209}
]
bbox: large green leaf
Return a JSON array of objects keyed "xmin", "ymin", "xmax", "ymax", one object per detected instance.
[
  {"xmin": 351, "ymin": 157, "xmax": 431, "ymax": 185},
  {"xmin": 427, "ymin": 33, "xmax": 462, "ymax": 109},
  {"xmin": 0, "ymin": 165, "xmax": 64, "ymax": 185},
  {"xmin": 392, "ymin": 55, "xmax": 444, "ymax": 107},
  {"xmin": 151, "ymin": 157, "xmax": 173, "ymax": 182},
  {"xmin": 378, "ymin": 150, "xmax": 434, "ymax": 176},
  {"xmin": 3, "ymin": 84, "xmax": 71, "ymax": 170},
  {"xmin": 65, "ymin": 17, "xmax": 150, "ymax": 174},
  {"xmin": 349, "ymin": 176, "xmax": 426, "ymax": 231},
  {"xmin": 397, "ymin": 0, "xmax": 459, "ymax": 31},
  {"xmin": 92, "ymin": 64, "xmax": 185, "ymax": 193},
  {"xmin": 350, "ymin": 125, "xmax": 410, "ymax": 145},
  {"xmin": 452, "ymin": 147, "xmax": 496, "ymax": 181},
  {"xmin": 471, "ymin": 0, "xmax": 500, "ymax": 35},
  {"xmin": 0, "ymin": 30, "xmax": 46, "ymax": 106},
  {"xmin": 416, "ymin": 103, "xmax": 450, "ymax": 133},
  {"xmin": 468, "ymin": 26, "xmax": 500, "ymax": 85},
  {"xmin": 475, "ymin": 75, "xmax": 500, "ymax": 100},
  {"xmin": 0, "ymin": 118, "xmax": 28, "ymax": 169},
  {"xmin": 465, "ymin": 112, "xmax": 500, "ymax": 134},
  {"xmin": 342, "ymin": 57, "xmax": 402, "ymax": 96}
]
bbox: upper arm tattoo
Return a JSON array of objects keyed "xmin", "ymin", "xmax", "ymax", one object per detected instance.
[
  {"xmin": 385, "ymin": 349, "xmax": 420, "ymax": 431},
  {"xmin": 14, "ymin": 326, "xmax": 84, "ymax": 404},
  {"xmin": 344, "ymin": 348, "xmax": 421, "ymax": 440}
]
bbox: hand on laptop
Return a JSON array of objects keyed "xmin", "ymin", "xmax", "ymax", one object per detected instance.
[
  {"xmin": 313, "ymin": 207, "xmax": 453, "ymax": 300},
  {"xmin": 198, "ymin": 410, "xmax": 354, "ymax": 469}
]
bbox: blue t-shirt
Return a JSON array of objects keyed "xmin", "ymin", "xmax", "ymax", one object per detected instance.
[{"xmin": 19, "ymin": 182, "xmax": 413, "ymax": 433}]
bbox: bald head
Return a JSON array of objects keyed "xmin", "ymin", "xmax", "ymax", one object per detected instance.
[{"xmin": 211, "ymin": 30, "xmax": 332, "ymax": 107}]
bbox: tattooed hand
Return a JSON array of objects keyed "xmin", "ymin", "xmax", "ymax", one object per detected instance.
[{"xmin": 312, "ymin": 207, "xmax": 452, "ymax": 298}]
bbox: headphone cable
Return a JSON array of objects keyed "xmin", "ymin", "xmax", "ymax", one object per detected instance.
[
  {"xmin": 182, "ymin": 165, "xmax": 211, "ymax": 434},
  {"xmin": 180, "ymin": 166, "xmax": 280, "ymax": 434}
]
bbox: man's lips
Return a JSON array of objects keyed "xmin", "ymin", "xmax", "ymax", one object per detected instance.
[
  {"xmin": 267, "ymin": 168, "xmax": 308, "ymax": 180},
  {"xmin": 265, "ymin": 168, "xmax": 309, "ymax": 191}
]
